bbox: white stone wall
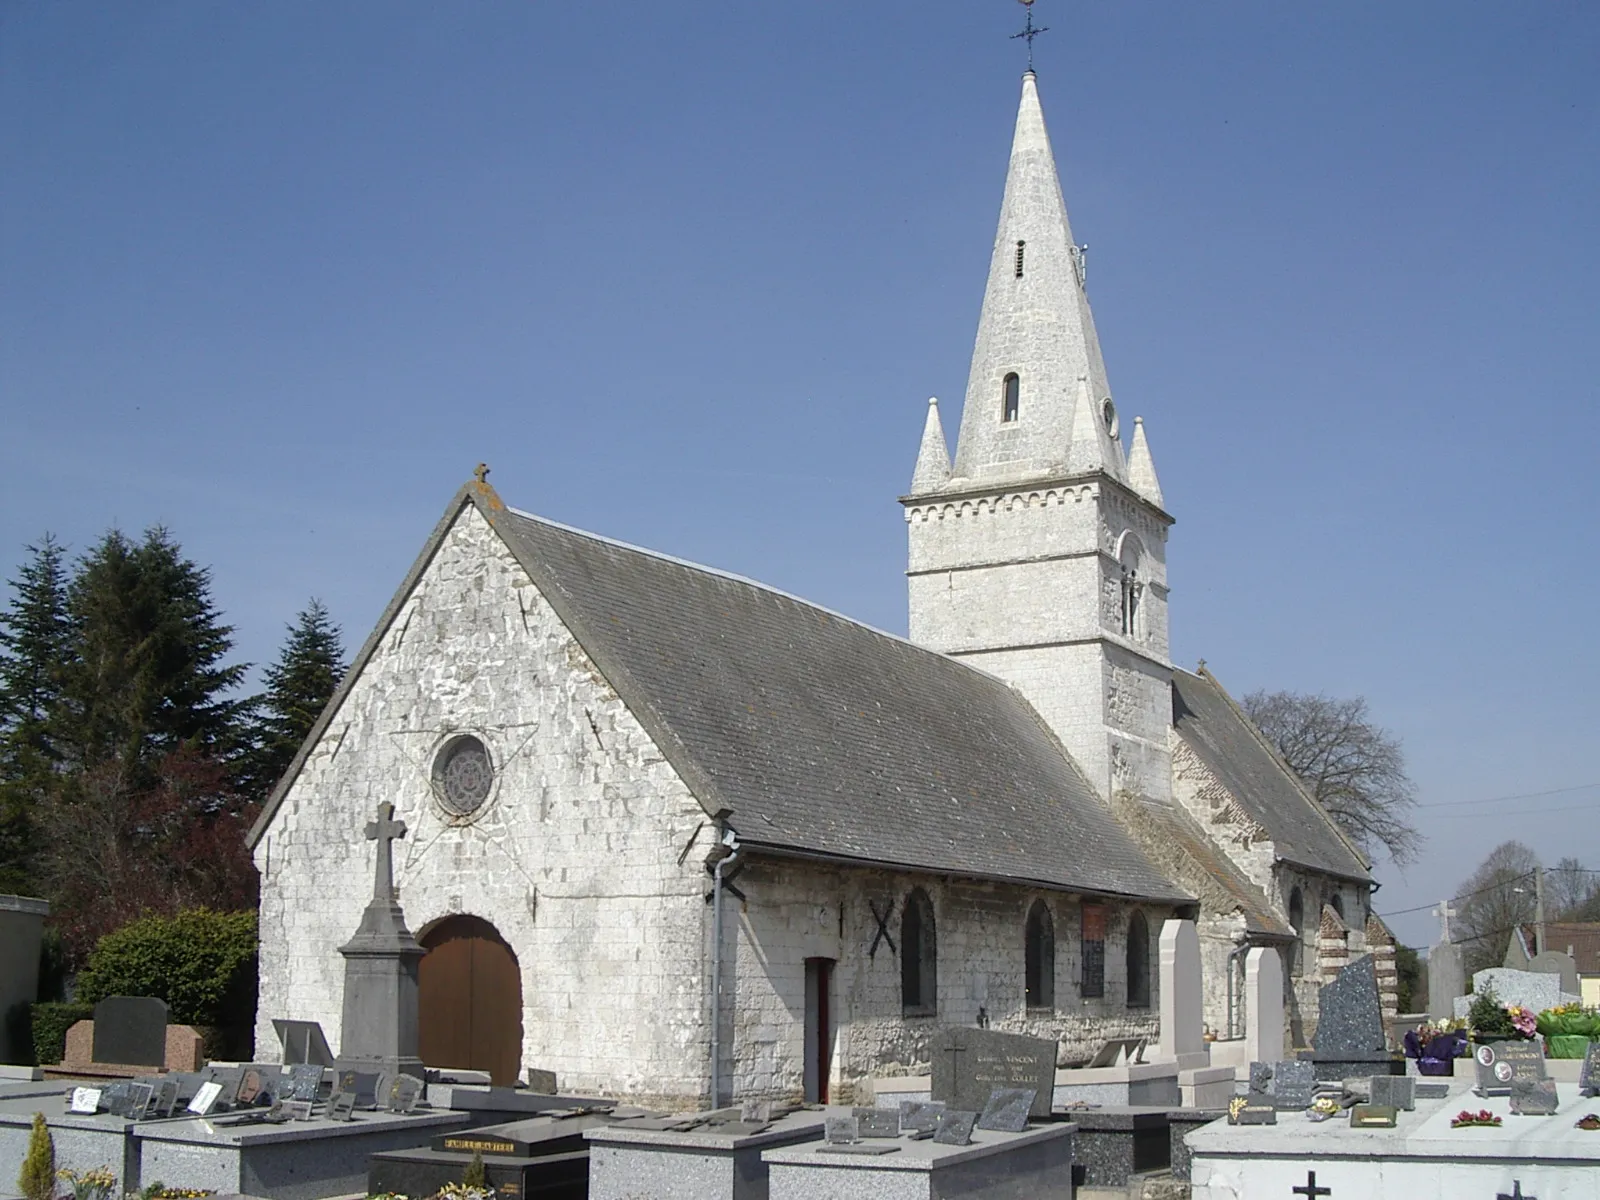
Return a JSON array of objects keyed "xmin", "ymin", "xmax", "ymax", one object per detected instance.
[
  {"xmin": 726, "ymin": 860, "xmax": 1174, "ymax": 1101},
  {"xmin": 253, "ymin": 504, "xmax": 712, "ymax": 1100},
  {"xmin": 905, "ymin": 483, "xmax": 1172, "ymax": 805}
]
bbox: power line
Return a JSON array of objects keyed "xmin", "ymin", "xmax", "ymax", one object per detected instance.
[
  {"xmin": 1413, "ymin": 782, "xmax": 1600, "ymax": 810},
  {"xmin": 1378, "ymin": 868, "xmax": 1540, "ymax": 919}
]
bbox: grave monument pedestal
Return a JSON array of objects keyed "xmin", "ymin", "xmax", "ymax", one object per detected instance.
[
  {"xmin": 585, "ymin": 1112, "xmax": 828, "ymax": 1200},
  {"xmin": 336, "ymin": 802, "xmax": 425, "ymax": 1080}
]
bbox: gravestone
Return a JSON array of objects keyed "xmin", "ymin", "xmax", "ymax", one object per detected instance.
[
  {"xmin": 1510, "ymin": 1077, "xmax": 1559, "ymax": 1116},
  {"xmin": 932, "ymin": 1110, "xmax": 976, "ymax": 1146},
  {"xmin": 1246, "ymin": 1062, "xmax": 1273, "ymax": 1096},
  {"xmin": 91, "ymin": 997, "xmax": 168, "ymax": 1067},
  {"xmin": 824, "ymin": 1115, "xmax": 859, "ymax": 1144},
  {"xmin": 853, "ymin": 1107, "xmax": 899, "ymax": 1138},
  {"xmin": 899, "ymin": 1100, "xmax": 945, "ymax": 1135},
  {"xmin": 1271, "ymin": 1061, "xmax": 1316, "ymax": 1111},
  {"xmin": 1526, "ymin": 950, "xmax": 1581, "ymax": 997},
  {"xmin": 526, "ymin": 1067, "xmax": 558, "ymax": 1093},
  {"xmin": 1455, "ymin": 969, "xmax": 1578, "ymax": 1019},
  {"xmin": 1427, "ymin": 941, "xmax": 1465, "ymax": 1021},
  {"xmin": 976, "ymin": 1088, "xmax": 1036, "ymax": 1132},
  {"xmin": 1244, "ymin": 947, "xmax": 1285, "ymax": 1063},
  {"xmin": 1580, "ymin": 1043, "xmax": 1600, "ymax": 1097},
  {"xmin": 1474, "ymin": 1041, "xmax": 1547, "ymax": 1096},
  {"xmin": 338, "ymin": 802, "xmax": 426, "ymax": 1080},
  {"xmin": 930, "ymin": 1026, "xmax": 1055, "ymax": 1118},
  {"xmin": 1312, "ymin": 955, "xmax": 1400, "ymax": 1078},
  {"xmin": 1157, "ymin": 919, "xmax": 1205, "ymax": 1064},
  {"xmin": 1369, "ymin": 1074, "xmax": 1415, "ymax": 1111},
  {"xmin": 282, "ymin": 1063, "xmax": 324, "ymax": 1101}
]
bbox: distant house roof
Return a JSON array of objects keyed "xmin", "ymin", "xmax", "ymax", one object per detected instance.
[
  {"xmin": 1171, "ymin": 668, "xmax": 1371, "ymax": 884},
  {"xmin": 1519, "ymin": 924, "xmax": 1600, "ymax": 976},
  {"xmin": 251, "ymin": 484, "xmax": 1189, "ymax": 905}
]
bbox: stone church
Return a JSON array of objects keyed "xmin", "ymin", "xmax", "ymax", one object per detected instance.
[{"xmin": 248, "ymin": 71, "xmax": 1373, "ymax": 1105}]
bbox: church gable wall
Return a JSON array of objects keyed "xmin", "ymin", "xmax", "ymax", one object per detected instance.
[
  {"xmin": 1170, "ymin": 734, "xmax": 1277, "ymax": 893},
  {"xmin": 253, "ymin": 504, "xmax": 710, "ymax": 1099},
  {"xmin": 726, "ymin": 859, "xmax": 1171, "ymax": 1103}
]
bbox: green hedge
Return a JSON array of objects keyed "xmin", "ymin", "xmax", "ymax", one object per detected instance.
[
  {"xmin": 75, "ymin": 909, "xmax": 258, "ymax": 1030},
  {"xmin": 29, "ymin": 1002, "xmax": 92, "ymax": 1067}
]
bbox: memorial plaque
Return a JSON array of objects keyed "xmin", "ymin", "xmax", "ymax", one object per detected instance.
[
  {"xmin": 1369, "ymin": 1074, "xmax": 1416, "ymax": 1112},
  {"xmin": 824, "ymin": 1115, "xmax": 859, "ymax": 1144},
  {"xmin": 1349, "ymin": 1104, "xmax": 1398, "ymax": 1128},
  {"xmin": 930, "ymin": 1026, "xmax": 1056, "ymax": 1118},
  {"xmin": 1228, "ymin": 1098, "xmax": 1277, "ymax": 1125},
  {"xmin": 101, "ymin": 1082, "xmax": 133, "ymax": 1117},
  {"xmin": 154, "ymin": 1080, "xmax": 179, "ymax": 1118},
  {"xmin": 899, "ymin": 1100, "xmax": 945, "ymax": 1136},
  {"xmin": 236, "ymin": 1067, "xmax": 266, "ymax": 1106},
  {"xmin": 1581, "ymin": 1043, "xmax": 1600, "ymax": 1097},
  {"xmin": 334, "ymin": 1068, "xmax": 382, "ymax": 1108},
  {"xmin": 126, "ymin": 1081, "xmax": 155, "ymax": 1119},
  {"xmin": 976, "ymin": 1087, "xmax": 1036, "ymax": 1132},
  {"xmin": 272, "ymin": 1019, "xmax": 335, "ymax": 1067},
  {"xmin": 739, "ymin": 1099, "xmax": 772, "ymax": 1125},
  {"xmin": 328, "ymin": 1092, "xmax": 357, "ymax": 1121},
  {"xmin": 387, "ymin": 1073, "xmax": 423, "ymax": 1113},
  {"xmin": 68, "ymin": 1087, "xmax": 102, "ymax": 1115},
  {"xmin": 853, "ymin": 1107, "xmax": 900, "ymax": 1138},
  {"xmin": 932, "ymin": 1109, "xmax": 977, "ymax": 1146},
  {"xmin": 1510, "ymin": 1077, "xmax": 1560, "ymax": 1116},
  {"xmin": 282, "ymin": 1100, "xmax": 314, "ymax": 1121},
  {"xmin": 187, "ymin": 1081, "xmax": 223, "ymax": 1116},
  {"xmin": 91, "ymin": 996, "xmax": 169, "ymax": 1068},
  {"xmin": 818, "ymin": 1143, "xmax": 901, "ymax": 1156},
  {"xmin": 1475, "ymin": 1042, "xmax": 1546, "ymax": 1097},
  {"xmin": 1414, "ymin": 1081, "xmax": 1450, "ymax": 1100},
  {"xmin": 283, "ymin": 1064, "xmax": 324, "ymax": 1102},
  {"xmin": 168, "ymin": 1073, "xmax": 204, "ymax": 1106},
  {"xmin": 525, "ymin": 1068, "xmax": 558, "ymax": 1093},
  {"xmin": 1272, "ymin": 1061, "xmax": 1317, "ymax": 1110},
  {"xmin": 1247, "ymin": 1062, "xmax": 1274, "ymax": 1096},
  {"xmin": 208, "ymin": 1066, "xmax": 243, "ymax": 1108}
]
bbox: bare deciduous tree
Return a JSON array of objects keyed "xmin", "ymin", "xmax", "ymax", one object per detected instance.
[
  {"xmin": 1240, "ymin": 690, "xmax": 1421, "ymax": 866},
  {"xmin": 1455, "ymin": 840, "xmax": 1541, "ymax": 976},
  {"xmin": 1547, "ymin": 856, "xmax": 1597, "ymax": 919}
]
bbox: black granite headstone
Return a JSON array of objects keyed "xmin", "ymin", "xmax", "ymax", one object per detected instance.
[
  {"xmin": 91, "ymin": 997, "xmax": 168, "ymax": 1067},
  {"xmin": 101, "ymin": 1082, "xmax": 132, "ymax": 1117},
  {"xmin": 1314, "ymin": 958, "xmax": 1386, "ymax": 1057},
  {"xmin": 1475, "ymin": 1041, "xmax": 1546, "ymax": 1097},
  {"xmin": 1271, "ymin": 1061, "xmax": 1317, "ymax": 1110},
  {"xmin": 932, "ymin": 1110, "xmax": 977, "ymax": 1146},
  {"xmin": 154, "ymin": 1080, "xmax": 178, "ymax": 1118},
  {"xmin": 930, "ymin": 1026, "xmax": 1056, "ymax": 1118},
  {"xmin": 1247, "ymin": 1062, "xmax": 1273, "ymax": 1096},
  {"xmin": 976, "ymin": 1088, "xmax": 1036, "ymax": 1132},
  {"xmin": 1510, "ymin": 1077, "xmax": 1559, "ymax": 1116},
  {"xmin": 283, "ymin": 1064, "xmax": 324, "ymax": 1102}
]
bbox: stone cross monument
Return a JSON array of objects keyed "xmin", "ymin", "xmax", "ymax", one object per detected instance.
[{"xmin": 337, "ymin": 801, "xmax": 426, "ymax": 1079}]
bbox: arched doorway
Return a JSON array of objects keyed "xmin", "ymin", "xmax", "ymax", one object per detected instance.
[{"xmin": 418, "ymin": 915, "xmax": 524, "ymax": 1085}]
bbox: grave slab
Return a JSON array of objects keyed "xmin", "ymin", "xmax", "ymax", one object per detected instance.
[
  {"xmin": 585, "ymin": 1111, "xmax": 827, "ymax": 1200},
  {"xmin": 1068, "ymin": 1106, "xmax": 1172, "ymax": 1189},
  {"xmin": 762, "ymin": 1123, "xmax": 1075, "ymax": 1200},
  {"xmin": 929, "ymin": 1027, "xmax": 1055, "ymax": 1119}
]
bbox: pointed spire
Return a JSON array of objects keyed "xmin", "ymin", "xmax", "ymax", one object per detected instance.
[
  {"xmin": 1066, "ymin": 375, "xmax": 1125, "ymax": 477},
  {"xmin": 949, "ymin": 72, "xmax": 1123, "ymax": 486},
  {"xmin": 1126, "ymin": 417, "xmax": 1164, "ymax": 509},
  {"xmin": 910, "ymin": 397, "xmax": 952, "ymax": 493}
]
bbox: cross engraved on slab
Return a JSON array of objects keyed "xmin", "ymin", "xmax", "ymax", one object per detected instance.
[
  {"xmin": 365, "ymin": 802, "xmax": 408, "ymax": 901},
  {"xmin": 1293, "ymin": 1170, "xmax": 1332, "ymax": 1198}
]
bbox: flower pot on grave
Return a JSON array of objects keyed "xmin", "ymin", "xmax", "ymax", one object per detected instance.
[{"xmin": 1546, "ymin": 1035, "xmax": 1593, "ymax": 1059}]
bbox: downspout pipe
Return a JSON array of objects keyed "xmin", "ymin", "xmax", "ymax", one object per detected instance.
[
  {"xmin": 710, "ymin": 830, "xmax": 741, "ymax": 1109},
  {"xmin": 1225, "ymin": 944, "xmax": 1249, "ymax": 1041}
]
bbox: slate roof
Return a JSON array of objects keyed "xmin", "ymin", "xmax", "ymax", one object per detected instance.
[
  {"xmin": 490, "ymin": 502, "xmax": 1186, "ymax": 901},
  {"xmin": 1171, "ymin": 668, "xmax": 1370, "ymax": 883},
  {"xmin": 1519, "ymin": 924, "xmax": 1600, "ymax": 976}
]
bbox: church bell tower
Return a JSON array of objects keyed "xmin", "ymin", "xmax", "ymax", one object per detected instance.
[{"xmin": 903, "ymin": 71, "xmax": 1174, "ymax": 804}]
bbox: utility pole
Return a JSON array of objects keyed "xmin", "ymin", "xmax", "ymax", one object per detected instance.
[{"xmin": 1535, "ymin": 866, "xmax": 1546, "ymax": 956}]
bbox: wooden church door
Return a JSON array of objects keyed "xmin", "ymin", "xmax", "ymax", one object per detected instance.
[{"xmin": 417, "ymin": 915, "xmax": 524, "ymax": 1085}]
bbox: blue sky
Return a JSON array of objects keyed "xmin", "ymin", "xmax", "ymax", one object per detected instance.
[{"xmin": 2, "ymin": 2, "xmax": 1596, "ymax": 949}]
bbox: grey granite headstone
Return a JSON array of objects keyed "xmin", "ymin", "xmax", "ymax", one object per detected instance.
[
  {"xmin": 1369, "ymin": 1074, "xmax": 1415, "ymax": 1111},
  {"xmin": 1526, "ymin": 950, "xmax": 1581, "ymax": 996},
  {"xmin": 932, "ymin": 1109, "xmax": 977, "ymax": 1146},
  {"xmin": 899, "ymin": 1099, "xmax": 945, "ymax": 1135},
  {"xmin": 1314, "ymin": 957, "xmax": 1387, "ymax": 1057},
  {"xmin": 387, "ymin": 1073, "xmax": 423, "ymax": 1113},
  {"xmin": 1426, "ymin": 941, "xmax": 1465, "ymax": 1020},
  {"xmin": 1271, "ymin": 1061, "xmax": 1317, "ymax": 1110},
  {"xmin": 824, "ymin": 1115, "xmax": 859, "ymax": 1144},
  {"xmin": 1415, "ymin": 1081, "xmax": 1449, "ymax": 1100},
  {"xmin": 1581, "ymin": 1043, "xmax": 1600, "ymax": 1097},
  {"xmin": 91, "ymin": 996, "xmax": 168, "ymax": 1067},
  {"xmin": 1454, "ymin": 968, "xmax": 1578, "ymax": 1018},
  {"xmin": 1247, "ymin": 1062, "xmax": 1273, "ymax": 1096},
  {"xmin": 328, "ymin": 1091, "xmax": 357, "ymax": 1121},
  {"xmin": 525, "ymin": 1067, "xmax": 557, "ymax": 1093},
  {"xmin": 853, "ymin": 1107, "xmax": 899, "ymax": 1138},
  {"xmin": 1510, "ymin": 1076, "xmax": 1559, "ymax": 1115},
  {"xmin": 976, "ymin": 1087, "xmax": 1035, "ymax": 1132},
  {"xmin": 930, "ymin": 1025, "xmax": 1056, "ymax": 1117}
]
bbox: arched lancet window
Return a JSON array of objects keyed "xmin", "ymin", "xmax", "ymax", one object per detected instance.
[
  {"xmin": 1001, "ymin": 373, "xmax": 1020, "ymax": 423},
  {"xmin": 1288, "ymin": 888, "xmax": 1305, "ymax": 978},
  {"xmin": 1025, "ymin": 900, "xmax": 1055, "ymax": 1010},
  {"xmin": 1116, "ymin": 532, "xmax": 1145, "ymax": 639},
  {"xmin": 1126, "ymin": 911, "xmax": 1150, "ymax": 1008},
  {"xmin": 901, "ymin": 888, "xmax": 938, "ymax": 1015}
]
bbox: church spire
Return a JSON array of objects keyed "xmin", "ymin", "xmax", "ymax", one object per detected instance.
[
  {"xmin": 910, "ymin": 397, "xmax": 951, "ymax": 493},
  {"xmin": 1126, "ymin": 416, "xmax": 1164, "ymax": 508},
  {"xmin": 949, "ymin": 71, "xmax": 1123, "ymax": 487}
]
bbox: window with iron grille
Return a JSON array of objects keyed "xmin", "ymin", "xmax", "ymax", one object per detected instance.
[{"xmin": 1081, "ymin": 904, "xmax": 1106, "ymax": 998}]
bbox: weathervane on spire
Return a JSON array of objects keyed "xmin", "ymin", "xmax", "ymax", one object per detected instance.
[{"xmin": 1011, "ymin": 0, "xmax": 1049, "ymax": 71}]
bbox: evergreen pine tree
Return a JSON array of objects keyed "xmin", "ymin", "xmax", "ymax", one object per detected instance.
[
  {"xmin": 51, "ymin": 528, "xmax": 248, "ymax": 780},
  {"xmin": 17, "ymin": 1111, "xmax": 54, "ymax": 1200},
  {"xmin": 0, "ymin": 535, "xmax": 72, "ymax": 889},
  {"xmin": 247, "ymin": 599, "xmax": 345, "ymax": 799}
]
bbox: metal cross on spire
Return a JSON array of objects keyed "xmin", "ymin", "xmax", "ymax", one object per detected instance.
[{"xmin": 1011, "ymin": 0, "xmax": 1050, "ymax": 71}]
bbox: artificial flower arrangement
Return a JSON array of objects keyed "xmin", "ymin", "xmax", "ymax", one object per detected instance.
[
  {"xmin": 1403, "ymin": 1017, "xmax": 1470, "ymax": 1075},
  {"xmin": 1450, "ymin": 1109, "xmax": 1503, "ymax": 1129},
  {"xmin": 1536, "ymin": 1002, "xmax": 1600, "ymax": 1058},
  {"xmin": 1576, "ymin": 1113, "xmax": 1600, "ymax": 1131},
  {"xmin": 1306, "ymin": 1095, "xmax": 1341, "ymax": 1123}
]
